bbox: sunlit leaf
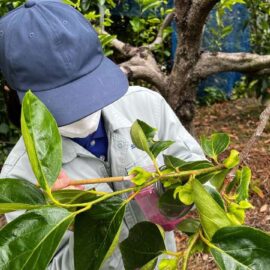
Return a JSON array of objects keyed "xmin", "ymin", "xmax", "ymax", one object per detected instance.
[
  {"xmin": 211, "ymin": 226, "xmax": 270, "ymax": 270},
  {"xmin": 21, "ymin": 91, "xmax": 62, "ymax": 190},
  {"xmin": 0, "ymin": 207, "xmax": 74, "ymax": 270},
  {"xmin": 192, "ymin": 179, "xmax": 233, "ymax": 239}
]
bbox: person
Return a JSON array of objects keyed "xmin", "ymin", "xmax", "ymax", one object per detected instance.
[{"xmin": 0, "ymin": 0, "xmax": 205, "ymax": 269}]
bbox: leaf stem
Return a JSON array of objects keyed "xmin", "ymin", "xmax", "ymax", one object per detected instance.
[
  {"xmin": 159, "ymin": 164, "xmax": 225, "ymax": 180},
  {"xmin": 164, "ymin": 250, "xmax": 184, "ymax": 257},
  {"xmin": 182, "ymin": 230, "xmax": 200, "ymax": 270}
]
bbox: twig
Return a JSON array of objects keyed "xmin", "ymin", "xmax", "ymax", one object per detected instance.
[
  {"xmin": 221, "ymin": 104, "xmax": 270, "ymax": 193},
  {"xmin": 69, "ymin": 175, "xmax": 132, "ymax": 185},
  {"xmin": 146, "ymin": 12, "xmax": 175, "ymax": 51}
]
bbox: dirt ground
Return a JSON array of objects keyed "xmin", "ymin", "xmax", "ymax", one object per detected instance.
[{"xmin": 176, "ymin": 97, "xmax": 270, "ymax": 269}]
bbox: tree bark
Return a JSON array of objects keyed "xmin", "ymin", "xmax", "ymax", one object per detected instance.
[{"xmin": 166, "ymin": 0, "xmax": 219, "ymax": 131}]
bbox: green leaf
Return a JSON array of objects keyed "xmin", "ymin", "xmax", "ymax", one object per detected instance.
[
  {"xmin": 0, "ymin": 178, "xmax": 46, "ymax": 213},
  {"xmin": 177, "ymin": 218, "xmax": 200, "ymax": 235},
  {"xmin": 223, "ymin": 149, "xmax": 240, "ymax": 169},
  {"xmin": 120, "ymin": 221, "xmax": 166, "ymax": 270},
  {"xmin": 209, "ymin": 169, "xmax": 229, "ymax": 190},
  {"xmin": 179, "ymin": 160, "xmax": 213, "ymax": 171},
  {"xmin": 201, "ymin": 133, "xmax": 230, "ymax": 162},
  {"xmin": 51, "ymin": 189, "xmax": 97, "ymax": 204},
  {"xmin": 130, "ymin": 120, "xmax": 155, "ymax": 159},
  {"xmin": 141, "ymin": 258, "xmax": 158, "ymax": 270},
  {"xmin": 204, "ymin": 185, "xmax": 225, "ymax": 210},
  {"xmin": 74, "ymin": 197, "xmax": 126, "ymax": 270},
  {"xmin": 236, "ymin": 166, "xmax": 251, "ymax": 203},
  {"xmin": 150, "ymin": 140, "xmax": 174, "ymax": 158},
  {"xmin": 0, "ymin": 178, "xmax": 46, "ymax": 204},
  {"xmin": 174, "ymin": 181, "xmax": 193, "ymax": 205},
  {"xmin": 192, "ymin": 179, "xmax": 233, "ymax": 239},
  {"xmin": 158, "ymin": 258, "xmax": 178, "ymax": 270},
  {"xmin": 226, "ymin": 201, "xmax": 253, "ymax": 225},
  {"xmin": 211, "ymin": 226, "xmax": 270, "ymax": 270},
  {"xmin": 158, "ymin": 189, "xmax": 193, "ymax": 218},
  {"xmin": 21, "ymin": 91, "xmax": 62, "ymax": 190},
  {"xmin": 0, "ymin": 207, "xmax": 74, "ymax": 270},
  {"xmin": 163, "ymin": 155, "xmax": 187, "ymax": 169},
  {"xmin": 129, "ymin": 167, "xmax": 152, "ymax": 186},
  {"xmin": 0, "ymin": 203, "xmax": 46, "ymax": 214}
]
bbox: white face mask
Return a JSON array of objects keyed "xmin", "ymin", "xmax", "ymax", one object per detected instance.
[{"xmin": 59, "ymin": 111, "xmax": 101, "ymax": 138}]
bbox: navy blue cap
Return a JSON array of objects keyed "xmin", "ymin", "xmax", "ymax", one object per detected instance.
[{"xmin": 0, "ymin": 0, "xmax": 128, "ymax": 126}]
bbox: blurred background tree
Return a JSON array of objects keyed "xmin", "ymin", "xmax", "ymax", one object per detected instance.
[{"xmin": 0, "ymin": 0, "xmax": 270, "ymax": 167}]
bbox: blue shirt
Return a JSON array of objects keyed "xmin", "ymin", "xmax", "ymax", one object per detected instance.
[{"xmin": 72, "ymin": 116, "xmax": 108, "ymax": 160}]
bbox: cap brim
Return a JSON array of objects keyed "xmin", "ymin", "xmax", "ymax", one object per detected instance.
[{"xmin": 17, "ymin": 56, "xmax": 128, "ymax": 126}]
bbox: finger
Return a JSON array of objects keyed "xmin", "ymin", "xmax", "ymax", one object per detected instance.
[{"xmin": 51, "ymin": 169, "xmax": 72, "ymax": 191}]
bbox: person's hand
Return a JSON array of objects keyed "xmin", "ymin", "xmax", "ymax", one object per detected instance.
[{"xmin": 51, "ymin": 170, "xmax": 85, "ymax": 191}]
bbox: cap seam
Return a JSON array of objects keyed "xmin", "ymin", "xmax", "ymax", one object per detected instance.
[
  {"xmin": 36, "ymin": 5, "xmax": 72, "ymax": 71},
  {"xmin": 16, "ymin": 54, "xmax": 105, "ymax": 93}
]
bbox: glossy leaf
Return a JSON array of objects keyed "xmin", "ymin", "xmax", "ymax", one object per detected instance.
[
  {"xmin": 204, "ymin": 185, "xmax": 225, "ymax": 210},
  {"xmin": 130, "ymin": 120, "xmax": 155, "ymax": 159},
  {"xmin": 192, "ymin": 179, "xmax": 233, "ymax": 239},
  {"xmin": 163, "ymin": 155, "xmax": 187, "ymax": 169},
  {"xmin": 120, "ymin": 221, "xmax": 166, "ymax": 270},
  {"xmin": 74, "ymin": 197, "xmax": 126, "ymax": 270},
  {"xmin": 21, "ymin": 91, "xmax": 62, "ymax": 190},
  {"xmin": 236, "ymin": 166, "xmax": 251, "ymax": 203},
  {"xmin": 0, "ymin": 203, "xmax": 45, "ymax": 214},
  {"xmin": 0, "ymin": 178, "xmax": 46, "ymax": 204},
  {"xmin": 179, "ymin": 160, "xmax": 213, "ymax": 171},
  {"xmin": 177, "ymin": 218, "xmax": 200, "ymax": 235},
  {"xmin": 209, "ymin": 169, "xmax": 229, "ymax": 190},
  {"xmin": 150, "ymin": 140, "xmax": 174, "ymax": 158},
  {"xmin": 158, "ymin": 189, "xmax": 193, "ymax": 218},
  {"xmin": 52, "ymin": 189, "xmax": 97, "ymax": 204},
  {"xmin": 0, "ymin": 178, "xmax": 47, "ymax": 213},
  {"xmin": 201, "ymin": 133, "xmax": 230, "ymax": 162},
  {"xmin": 0, "ymin": 207, "xmax": 74, "ymax": 270},
  {"xmin": 211, "ymin": 226, "xmax": 270, "ymax": 270}
]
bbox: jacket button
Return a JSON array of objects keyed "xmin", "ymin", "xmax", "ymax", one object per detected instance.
[{"xmin": 117, "ymin": 142, "xmax": 123, "ymax": 149}]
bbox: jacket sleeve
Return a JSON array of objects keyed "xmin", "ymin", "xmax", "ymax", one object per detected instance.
[{"xmin": 157, "ymin": 97, "xmax": 205, "ymax": 162}]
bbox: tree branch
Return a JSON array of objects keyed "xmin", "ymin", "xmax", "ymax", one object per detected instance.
[
  {"xmin": 195, "ymin": 52, "xmax": 270, "ymax": 78},
  {"xmin": 222, "ymin": 104, "xmax": 270, "ymax": 193},
  {"xmin": 189, "ymin": 0, "xmax": 219, "ymax": 30},
  {"xmin": 102, "ymin": 30, "xmax": 138, "ymax": 57},
  {"xmin": 119, "ymin": 48, "xmax": 168, "ymax": 96},
  {"xmin": 146, "ymin": 12, "xmax": 175, "ymax": 51}
]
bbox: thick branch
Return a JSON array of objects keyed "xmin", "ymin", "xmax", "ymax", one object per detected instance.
[
  {"xmin": 102, "ymin": 30, "xmax": 138, "ymax": 57},
  {"xmin": 146, "ymin": 12, "xmax": 175, "ymax": 51},
  {"xmin": 119, "ymin": 49, "xmax": 168, "ymax": 95},
  {"xmin": 195, "ymin": 52, "xmax": 270, "ymax": 78},
  {"xmin": 188, "ymin": 0, "xmax": 219, "ymax": 33}
]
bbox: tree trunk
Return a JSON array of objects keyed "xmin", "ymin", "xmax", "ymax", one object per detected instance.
[{"xmin": 167, "ymin": 0, "xmax": 207, "ymax": 132}]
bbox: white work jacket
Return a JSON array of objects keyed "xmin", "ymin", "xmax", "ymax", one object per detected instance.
[{"xmin": 0, "ymin": 86, "xmax": 205, "ymax": 269}]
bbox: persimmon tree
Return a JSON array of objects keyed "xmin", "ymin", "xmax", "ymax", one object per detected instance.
[{"xmin": 0, "ymin": 91, "xmax": 270, "ymax": 270}]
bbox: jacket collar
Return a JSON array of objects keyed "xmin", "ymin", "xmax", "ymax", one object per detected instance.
[{"xmin": 62, "ymin": 99, "xmax": 132, "ymax": 164}]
